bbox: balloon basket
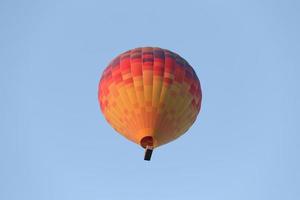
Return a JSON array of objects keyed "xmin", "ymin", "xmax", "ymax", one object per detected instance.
[{"xmin": 144, "ymin": 145, "xmax": 153, "ymax": 161}]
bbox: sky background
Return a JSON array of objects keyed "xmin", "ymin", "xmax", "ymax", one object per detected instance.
[{"xmin": 1, "ymin": 0, "xmax": 300, "ymax": 200}]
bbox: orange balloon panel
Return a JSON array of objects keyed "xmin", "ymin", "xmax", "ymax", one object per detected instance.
[{"xmin": 98, "ymin": 47, "xmax": 202, "ymax": 148}]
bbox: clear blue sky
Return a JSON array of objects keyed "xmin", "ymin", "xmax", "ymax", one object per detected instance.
[{"xmin": 1, "ymin": 0, "xmax": 299, "ymax": 199}]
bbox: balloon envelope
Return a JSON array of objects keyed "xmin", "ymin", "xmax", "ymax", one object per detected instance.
[{"xmin": 98, "ymin": 47, "xmax": 202, "ymax": 149}]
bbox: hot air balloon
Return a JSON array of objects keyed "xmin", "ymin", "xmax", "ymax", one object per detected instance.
[{"xmin": 98, "ymin": 47, "xmax": 202, "ymax": 160}]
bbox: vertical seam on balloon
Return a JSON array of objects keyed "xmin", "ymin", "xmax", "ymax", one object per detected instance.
[
  {"xmin": 101, "ymin": 67, "xmax": 130, "ymax": 137},
  {"xmin": 100, "ymin": 65, "xmax": 124, "ymax": 127},
  {"xmin": 141, "ymin": 47, "xmax": 147, "ymax": 136},
  {"xmin": 122, "ymin": 51, "xmax": 141, "ymax": 138},
  {"xmin": 150, "ymin": 47, "xmax": 155, "ymax": 136},
  {"xmin": 108, "ymin": 56, "xmax": 132, "ymax": 138},
  {"xmin": 157, "ymin": 50, "xmax": 176, "ymax": 144},
  {"xmin": 113, "ymin": 54, "xmax": 136, "ymax": 139},
  {"xmin": 164, "ymin": 53, "xmax": 184, "ymax": 137},
  {"xmin": 173, "ymin": 70, "xmax": 198, "ymax": 137},
  {"xmin": 127, "ymin": 49, "xmax": 140, "ymax": 141},
  {"xmin": 153, "ymin": 48, "xmax": 166, "ymax": 135},
  {"xmin": 173, "ymin": 57, "xmax": 188, "ymax": 135},
  {"xmin": 131, "ymin": 48, "xmax": 146, "ymax": 142},
  {"xmin": 149, "ymin": 47, "xmax": 154, "ymax": 134},
  {"xmin": 143, "ymin": 47, "xmax": 154, "ymax": 133}
]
